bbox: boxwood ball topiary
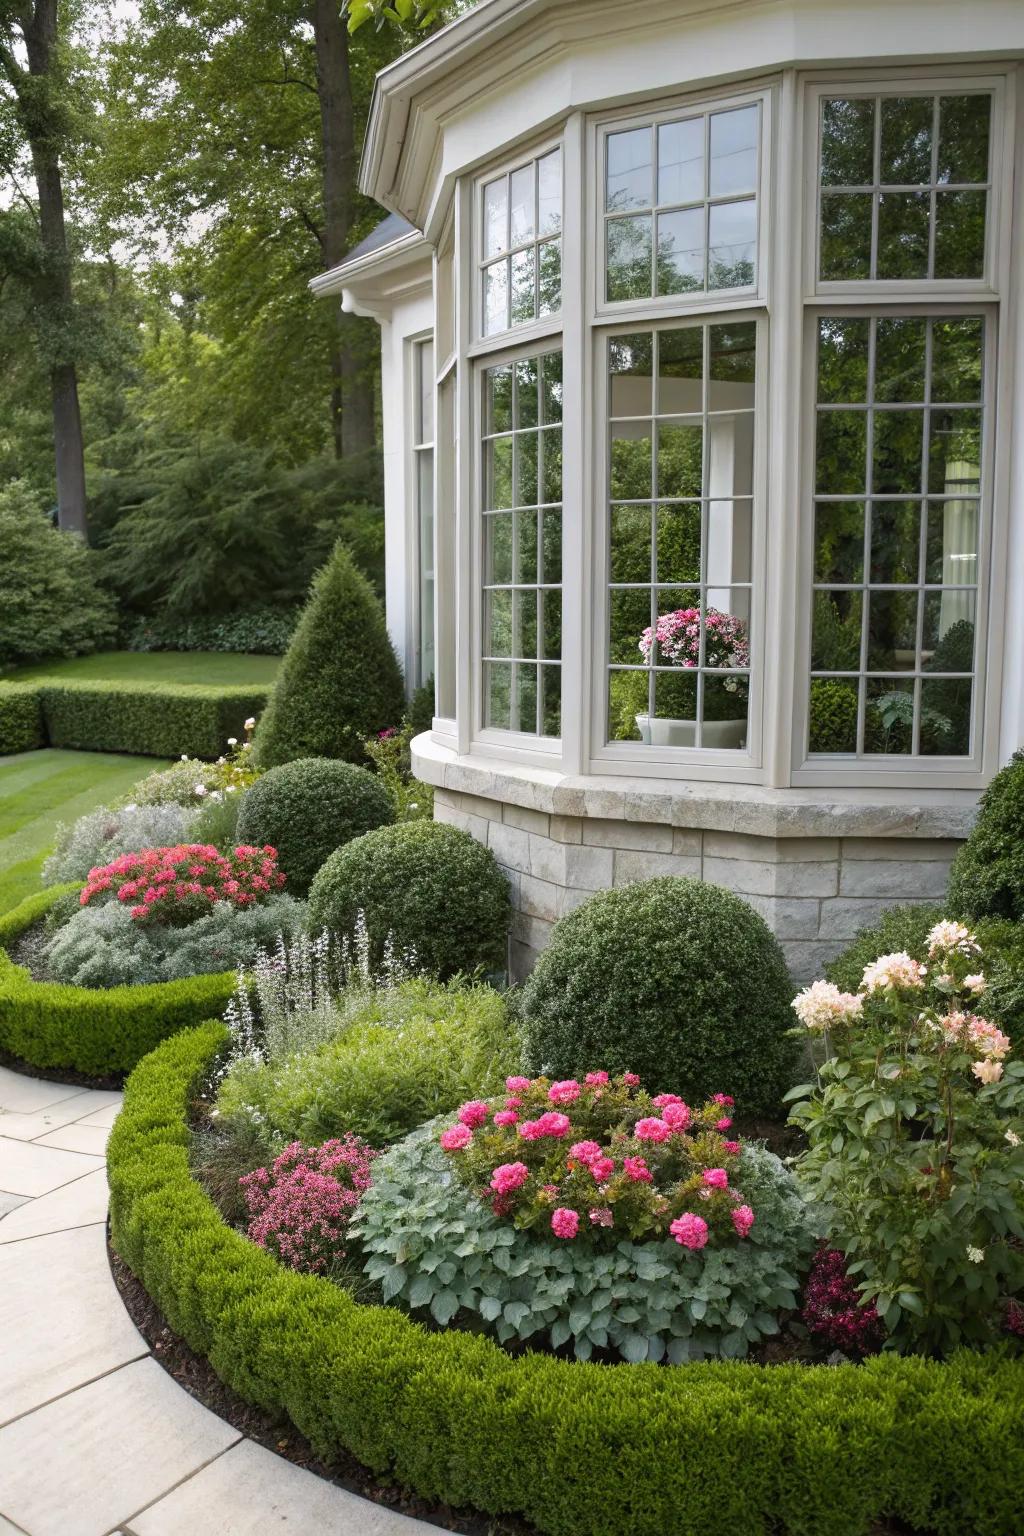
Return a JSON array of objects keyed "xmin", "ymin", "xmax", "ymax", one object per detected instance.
[
  {"xmin": 235, "ymin": 757, "xmax": 394, "ymax": 895},
  {"xmin": 307, "ymin": 821, "xmax": 511, "ymax": 980},
  {"xmin": 947, "ymin": 748, "xmax": 1024, "ymax": 923},
  {"xmin": 521, "ymin": 878, "xmax": 796, "ymax": 1115}
]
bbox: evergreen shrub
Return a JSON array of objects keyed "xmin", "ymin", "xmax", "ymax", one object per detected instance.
[
  {"xmin": 521, "ymin": 878, "xmax": 796, "ymax": 1114},
  {"xmin": 947, "ymin": 750, "xmax": 1024, "ymax": 922},
  {"xmin": 0, "ymin": 683, "xmax": 44, "ymax": 754},
  {"xmin": 307, "ymin": 821, "xmax": 511, "ymax": 980},
  {"xmin": 236, "ymin": 757, "xmax": 394, "ymax": 895}
]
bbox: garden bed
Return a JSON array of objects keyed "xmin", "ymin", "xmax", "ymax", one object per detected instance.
[
  {"xmin": 108, "ymin": 1021, "xmax": 1024, "ymax": 1536},
  {"xmin": 0, "ymin": 887, "xmax": 236, "ymax": 1076}
]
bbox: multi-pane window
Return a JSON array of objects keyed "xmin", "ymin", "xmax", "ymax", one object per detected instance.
[
  {"xmin": 809, "ymin": 314, "xmax": 983, "ymax": 757},
  {"xmin": 481, "ymin": 351, "xmax": 563, "ymax": 736},
  {"xmin": 603, "ymin": 103, "xmax": 759, "ymax": 303},
  {"xmin": 413, "ymin": 338, "xmax": 435, "ymax": 689},
  {"xmin": 482, "ymin": 150, "xmax": 562, "ymax": 336},
  {"xmin": 606, "ymin": 321, "xmax": 756, "ymax": 750},
  {"xmin": 818, "ymin": 93, "xmax": 992, "ymax": 282}
]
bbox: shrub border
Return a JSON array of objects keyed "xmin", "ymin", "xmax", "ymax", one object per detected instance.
[
  {"xmin": 107, "ymin": 1022, "xmax": 1024, "ymax": 1536},
  {"xmin": 0, "ymin": 888, "xmax": 236, "ymax": 1076}
]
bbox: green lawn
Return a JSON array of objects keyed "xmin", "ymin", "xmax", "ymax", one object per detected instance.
[
  {"xmin": 0, "ymin": 749, "xmax": 169, "ymax": 914},
  {"xmin": 6, "ymin": 651, "xmax": 281, "ymax": 686}
]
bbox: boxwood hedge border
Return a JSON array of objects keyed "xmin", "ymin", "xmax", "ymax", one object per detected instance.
[
  {"xmin": 107, "ymin": 1020, "xmax": 1024, "ymax": 1536},
  {"xmin": 0, "ymin": 680, "xmax": 272, "ymax": 759},
  {"xmin": 0, "ymin": 888, "xmax": 236, "ymax": 1076}
]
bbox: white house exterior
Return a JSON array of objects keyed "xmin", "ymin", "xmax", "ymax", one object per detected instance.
[{"xmin": 315, "ymin": 0, "xmax": 1024, "ymax": 981}]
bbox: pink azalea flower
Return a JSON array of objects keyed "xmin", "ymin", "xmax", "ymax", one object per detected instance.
[
  {"xmin": 457, "ymin": 1100, "xmax": 491, "ymax": 1129},
  {"xmin": 588, "ymin": 1156, "xmax": 615, "ymax": 1182},
  {"xmin": 702, "ymin": 1168, "xmax": 729, "ymax": 1189},
  {"xmin": 568, "ymin": 1140, "xmax": 603, "ymax": 1165},
  {"xmin": 661, "ymin": 1102, "xmax": 691, "ymax": 1131},
  {"xmin": 623, "ymin": 1156, "xmax": 653, "ymax": 1183},
  {"xmin": 652, "ymin": 1093, "xmax": 683, "ymax": 1107},
  {"xmin": 584, "ymin": 1071, "xmax": 609, "ymax": 1086},
  {"xmin": 440, "ymin": 1125, "xmax": 473, "ymax": 1152},
  {"xmin": 635, "ymin": 1117, "xmax": 671, "ymax": 1142},
  {"xmin": 670, "ymin": 1213, "xmax": 709, "ymax": 1249},
  {"xmin": 548, "ymin": 1080, "xmax": 581, "ymax": 1105},
  {"xmin": 489, "ymin": 1162, "xmax": 530, "ymax": 1195},
  {"xmin": 722, "ymin": 1141, "xmax": 742, "ymax": 1156},
  {"xmin": 712, "ymin": 1094, "xmax": 735, "ymax": 1107},
  {"xmin": 506, "ymin": 1076, "xmax": 532, "ymax": 1093},
  {"xmin": 621, "ymin": 1072, "xmax": 641, "ymax": 1087},
  {"xmin": 493, "ymin": 1110, "xmax": 519, "ymax": 1127},
  {"xmin": 715, "ymin": 1117, "xmax": 733, "ymax": 1131}
]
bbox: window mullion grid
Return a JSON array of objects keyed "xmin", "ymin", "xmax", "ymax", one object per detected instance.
[
  {"xmin": 869, "ymin": 98, "xmax": 881, "ymax": 281},
  {"xmin": 856, "ymin": 318, "xmax": 876, "ymax": 753},
  {"xmin": 912, "ymin": 318, "xmax": 936, "ymax": 755},
  {"xmin": 927, "ymin": 96, "xmax": 940, "ymax": 281}
]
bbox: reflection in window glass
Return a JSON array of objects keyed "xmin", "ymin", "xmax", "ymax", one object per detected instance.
[
  {"xmin": 482, "ymin": 351, "xmax": 563, "ymax": 736},
  {"xmin": 818, "ymin": 92, "xmax": 991, "ymax": 281},
  {"xmin": 412, "ymin": 339, "xmax": 435, "ymax": 692},
  {"xmin": 604, "ymin": 102, "xmax": 760, "ymax": 303},
  {"xmin": 606, "ymin": 322, "xmax": 756, "ymax": 750},
  {"xmin": 481, "ymin": 150, "xmax": 562, "ymax": 336},
  {"xmin": 808, "ymin": 315, "xmax": 984, "ymax": 757}
]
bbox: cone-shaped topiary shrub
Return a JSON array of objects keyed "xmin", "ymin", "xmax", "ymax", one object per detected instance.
[
  {"xmin": 307, "ymin": 820, "xmax": 511, "ymax": 980},
  {"xmin": 520, "ymin": 877, "xmax": 796, "ymax": 1115},
  {"xmin": 235, "ymin": 757, "xmax": 394, "ymax": 895},
  {"xmin": 947, "ymin": 749, "xmax": 1024, "ymax": 923},
  {"xmin": 252, "ymin": 541, "xmax": 404, "ymax": 769}
]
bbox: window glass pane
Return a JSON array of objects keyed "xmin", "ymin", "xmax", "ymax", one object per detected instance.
[
  {"xmin": 537, "ymin": 149, "xmax": 562, "ymax": 235},
  {"xmin": 509, "ymin": 163, "xmax": 535, "ymax": 248},
  {"xmin": 709, "ymin": 105, "xmax": 758, "ymax": 197},
  {"xmin": 864, "ymin": 677, "xmax": 914, "ymax": 754},
  {"xmin": 817, "ymin": 318, "xmax": 870, "ymax": 403},
  {"xmin": 879, "ymin": 96, "xmax": 933, "ymax": 184},
  {"xmin": 933, "ymin": 190, "xmax": 986, "ymax": 279},
  {"xmin": 817, "ymin": 90, "xmax": 992, "ymax": 283},
  {"xmin": 656, "ymin": 208, "xmax": 704, "ymax": 295},
  {"xmin": 481, "ymin": 351, "xmax": 562, "ymax": 739},
  {"xmin": 658, "ymin": 117, "xmax": 704, "ymax": 205},
  {"xmin": 876, "ymin": 191, "xmax": 930, "ymax": 280},
  {"xmin": 708, "ymin": 198, "xmax": 756, "ymax": 289},
  {"xmin": 814, "ymin": 502, "xmax": 865, "ymax": 583},
  {"xmin": 816, "ymin": 410, "xmax": 867, "ymax": 494},
  {"xmin": 510, "ymin": 247, "xmax": 536, "ymax": 326},
  {"xmin": 937, "ymin": 95, "xmax": 990, "ymax": 184},
  {"xmin": 925, "ymin": 498, "xmax": 978, "ymax": 584},
  {"xmin": 484, "ymin": 177, "xmax": 507, "ymax": 258},
  {"xmin": 928, "ymin": 409, "xmax": 981, "ymax": 495},
  {"xmin": 870, "ymin": 500, "xmax": 921, "ymax": 583},
  {"xmin": 931, "ymin": 317, "xmax": 983, "ymax": 402},
  {"xmin": 821, "ymin": 98, "xmax": 875, "ymax": 186},
  {"xmin": 606, "ymin": 324, "xmax": 756, "ymax": 750},
  {"xmin": 874, "ymin": 317, "xmax": 926, "ymax": 403},
  {"xmin": 538, "ymin": 238, "xmax": 562, "ymax": 315},
  {"xmin": 809, "ymin": 677, "xmax": 859, "ymax": 752},
  {"xmin": 607, "ymin": 216, "xmax": 653, "ymax": 301},
  {"xmin": 607, "ymin": 127, "xmax": 652, "ymax": 211},
  {"xmin": 812, "ymin": 591, "xmax": 862, "ymax": 672},
  {"xmin": 921, "ymin": 675, "xmax": 971, "ymax": 755},
  {"xmin": 484, "ymin": 260, "xmax": 508, "ymax": 336},
  {"xmin": 820, "ymin": 194, "xmax": 873, "ymax": 281},
  {"xmin": 873, "ymin": 410, "xmax": 923, "ymax": 494},
  {"xmin": 417, "ymin": 340, "xmax": 434, "ymax": 443}
]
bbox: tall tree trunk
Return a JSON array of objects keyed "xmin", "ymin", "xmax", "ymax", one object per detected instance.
[
  {"xmin": 21, "ymin": 0, "xmax": 88, "ymax": 534},
  {"xmin": 313, "ymin": 0, "xmax": 375, "ymax": 456}
]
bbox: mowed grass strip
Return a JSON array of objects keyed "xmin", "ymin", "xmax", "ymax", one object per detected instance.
[
  {"xmin": 5, "ymin": 650, "xmax": 281, "ymax": 686},
  {"xmin": 0, "ymin": 749, "xmax": 170, "ymax": 913}
]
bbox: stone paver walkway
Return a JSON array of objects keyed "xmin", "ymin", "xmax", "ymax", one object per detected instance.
[{"xmin": 0, "ymin": 1064, "xmax": 432, "ymax": 1536}]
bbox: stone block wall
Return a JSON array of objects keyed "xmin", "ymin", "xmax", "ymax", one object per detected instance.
[{"xmin": 432, "ymin": 787, "xmax": 962, "ymax": 983}]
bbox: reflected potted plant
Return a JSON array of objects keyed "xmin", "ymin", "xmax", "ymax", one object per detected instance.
[{"xmin": 636, "ymin": 606, "xmax": 749, "ymax": 749}]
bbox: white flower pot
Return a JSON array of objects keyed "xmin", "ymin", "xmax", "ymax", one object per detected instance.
[{"xmin": 635, "ymin": 714, "xmax": 746, "ymax": 749}]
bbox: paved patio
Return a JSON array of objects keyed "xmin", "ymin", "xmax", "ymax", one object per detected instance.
[{"xmin": 0, "ymin": 1064, "xmax": 432, "ymax": 1536}]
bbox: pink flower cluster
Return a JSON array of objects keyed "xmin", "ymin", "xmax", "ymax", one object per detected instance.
[
  {"xmin": 638, "ymin": 606, "xmax": 750, "ymax": 676},
  {"xmin": 80, "ymin": 843, "xmax": 285, "ymax": 926},
  {"xmin": 239, "ymin": 1136, "xmax": 377, "ymax": 1274},
  {"xmin": 439, "ymin": 1072, "xmax": 756, "ymax": 1253},
  {"xmin": 801, "ymin": 1247, "xmax": 885, "ymax": 1357}
]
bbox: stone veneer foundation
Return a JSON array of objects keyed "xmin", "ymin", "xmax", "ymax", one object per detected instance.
[{"xmin": 413, "ymin": 737, "xmax": 977, "ymax": 983}]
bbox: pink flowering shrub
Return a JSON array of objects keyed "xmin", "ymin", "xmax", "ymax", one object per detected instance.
[
  {"xmin": 239, "ymin": 1136, "xmax": 377, "ymax": 1274},
  {"xmin": 80, "ymin": 843, "xmax": 285, "ymax": 926},
  {"xmin": 638, "ymin": 606, "xmax": 749, "ymax": 685},
  {"xmin": 438, "ymin": 1071, "xmax": 755, "ymax": 1251},
  {"xmin": 801, "ymin": 1248, "xmax": 885, "ymax": 1358},
  {"xmin": 790, "ymin": 918, "xmax": 1024, "ymax": 1353}
]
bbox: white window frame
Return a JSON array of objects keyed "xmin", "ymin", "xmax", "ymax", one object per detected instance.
[
  {"xmin": 408, "ymin": 333, "xmax": 435, "ymax": 693},
  {"xmin": 474, "ymin": 134, "xmax": 565, "ymax": 348},
  {"xmin": 803, "ymin": 72, "xmax": 1010, "ymax": 301},
  {"xmin": 592, "ymin": 84, "xmax": 772, "ymax": 325},
  {"xmin": 792, "ymin": 65, "xmax": 1017, "ymax": 789}
]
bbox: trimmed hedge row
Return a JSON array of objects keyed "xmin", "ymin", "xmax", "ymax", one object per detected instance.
[
  {"xmin": 36, "ymin": 681, "xmax": 273, "ymax": 759},
  {"xmin": 0, "ymin": 683, "xmax": 45, "ymax": 754},
  {"xmin": 0, "ymin": 888, "xmax": 236, "ymax": 1075},
  {"xmin": 108, "ymin": 1022, "xmax": 1024, "ymax": 1536}
]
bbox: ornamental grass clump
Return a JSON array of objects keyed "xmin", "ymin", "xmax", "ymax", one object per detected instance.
[
  {"xmin": 239, "ymin": 1134, "xmax": 378, "ymax": 1274},
  {"xmin": 789, "ymin": 918, "xmax": 1024, "ymax": 1354},
  {"xmin": 441, "ymin": 1071, "xmax": 751, "ymax": 1249}
]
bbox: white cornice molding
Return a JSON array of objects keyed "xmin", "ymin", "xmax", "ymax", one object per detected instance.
[
  {"xmin": 361, "ymin": 0, "xmax": 1024, "ymax": 228},
  {"xmin": 309, "ymin": 231, "xmax": 431, "ymax": 312}
]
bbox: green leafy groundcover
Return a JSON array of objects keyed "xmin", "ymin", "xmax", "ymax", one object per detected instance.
[
  {"xmin": 108, "ymin": 1022, "xmax": 1024, "ymax": 1536},
  {"xmin": 0, "ymin": 888, "xmax": 236, "ymax": 1075}
]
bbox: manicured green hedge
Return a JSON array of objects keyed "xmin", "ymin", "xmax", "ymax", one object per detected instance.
[
  {"xmin": 108, "ymin": 1022, "xmax": 1024, "ymax": 1536},
  {"xmin": 35, "ymin": 681, "xmax": 272, "ymax": 759},
  {"xmin": 0, "ymin": 683, "xmax": 45, "ymax": 754},
  {"xmin": 0, "ymin": 888, "xmax": 236, "ymax": 1075}
]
